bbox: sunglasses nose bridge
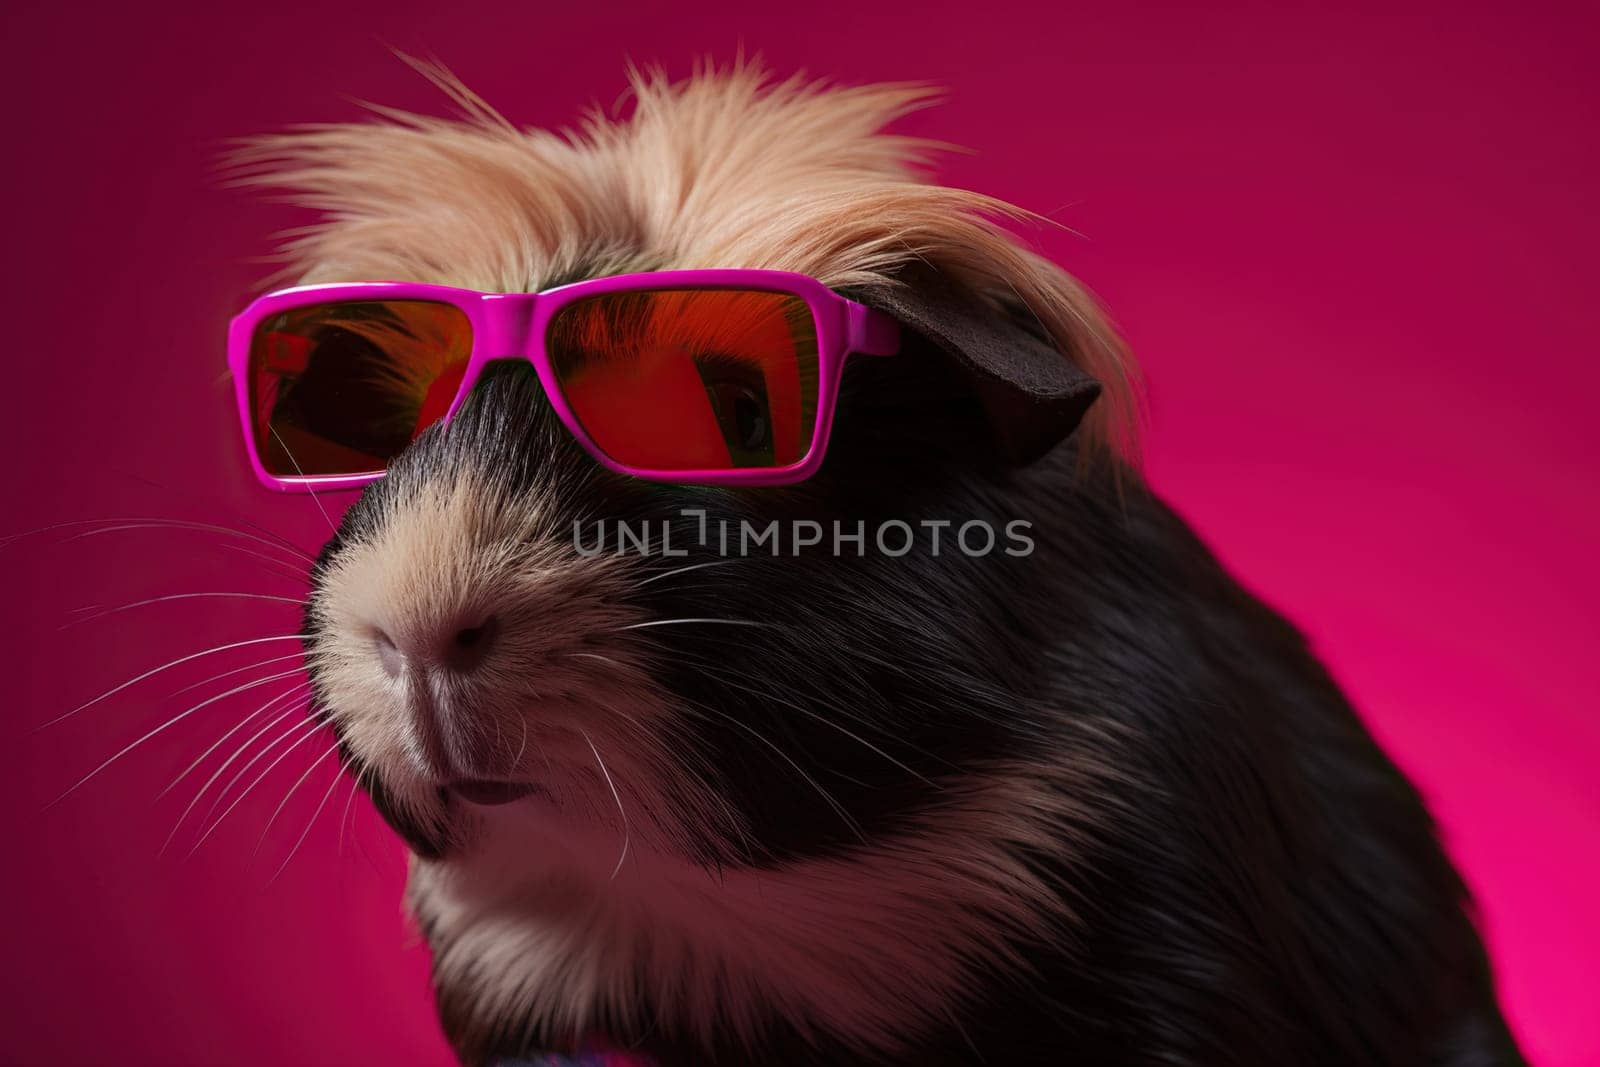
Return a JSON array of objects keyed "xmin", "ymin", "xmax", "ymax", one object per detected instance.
[{"xmin": 475, "ymin": 292, "xmax": 540, "ymax": 363}]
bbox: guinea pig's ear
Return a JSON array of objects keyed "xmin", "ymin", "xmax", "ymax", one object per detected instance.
[{"xmin": 853, "ymin": 270, "xmax": 1103, "ymax": 465}]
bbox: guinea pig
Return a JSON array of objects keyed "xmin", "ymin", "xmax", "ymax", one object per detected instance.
[{"xmin": 233, "ymin": 61, "xmax": 1525, "ymax": 1065}]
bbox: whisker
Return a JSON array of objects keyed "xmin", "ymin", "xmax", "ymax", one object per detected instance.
[
  {"xmin": 268, "ymin": 754, "xmax": 348, "ymax": 884},
  {"xmin": 168, "ymin": 651, "xmax": 306, "ymax": 699},
  {"xmin": 584, "ymin": 695, "xmax": 757, "ymax": 860},
  {"xmin": 635, "ymin": 559, "xmax": 744, "ymax": 587},
  {"xmin": 614, "ymin": 618, "xmax": 769, "ymax": 632},
  {"xmin": 180, "ymin": 710, "xmax": 321, "ymax": 850},
  {"xmin": 672, "ymin": 652, "xmax": 941, "ymax": 785},
  {"xmin": 336, "ymin": 763, "xmax": 369, "ymax": 859},
  {"xmin": 60, "ymin": 591, "xmax": 307, "ymax": 629},
  {"xmin": 580, "ymin": 728, "xmax": 631, "ymax": 880},
  {"xmin": 565, "ymin": 651, "xmax": 632, "ymax": 670},
  {"xmin": 189, "ymin": 716, "xmax": 332, "ymax": 853},
  {"xmin": 705, "ymin": 667, "xmax": 933, "ymax": 786},
  {"xmin": 513, "ymin": 719, "xmax": 529, "ymax": 768},
  {"xmin": 488, "ymin": 709, "xmax": 506, "ymax": 764},
  {"xmin": 255, "ymin": 736, "xmax": 345, "ymax": 858},
  {"xmin": 38, "ymin": 634, "xmax": 306, "ymax": 730},
  {"xmin": 160, "ymin": 694, "xmax": 311, "ymax": 855},
  {"xmin": 124, "ymin": 471, "xmax": 321, "ymax": 563},
  {"xmin": 218, "ymin": 541, "xmax": 312, "ymax": 584},
  {"xmin": 686, "ymin": 701, "xmax": 864, "ymax": 843},
  {"xmin": 266, "ymin": 424, "xmax": 339, "ymax": 537},
  {"xmin": 157, "ymin": 681, "xmax": 311, "ymax": 801},
  {"xmin": 47, "ymin": 667, "xmax": 308, "ymax": 808},
  {"xmin": 7, "ymin": 516, "xmax": 315, "ymax": 563}
]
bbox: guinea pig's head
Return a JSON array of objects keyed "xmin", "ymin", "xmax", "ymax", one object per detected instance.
[{"xmin": 247, "ymin": 63, "xmax": 1136, "ymax": 872}]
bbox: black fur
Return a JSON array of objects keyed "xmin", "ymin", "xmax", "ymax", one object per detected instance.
[{"xmin": 305, "ymin": 314, "xmax": 1523, "ymax": 1064}]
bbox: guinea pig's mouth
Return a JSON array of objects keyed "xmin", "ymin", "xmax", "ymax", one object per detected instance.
[{"xmin": 444, "ymin": 779, "xmax": 540, "ymax": 806}]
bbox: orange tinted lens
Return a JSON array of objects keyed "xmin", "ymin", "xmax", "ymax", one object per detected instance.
[
  {"xmin": 248, "ymin": 300, "xmax": 472, "ymax": 476},
  {"xmin": 545, "ymin": 289, "xmax": 819, "ymax": 471}
]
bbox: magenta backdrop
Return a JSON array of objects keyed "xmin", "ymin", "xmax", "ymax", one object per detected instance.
[{"xmin": 3, "ymin": 2, "xmax": 1595, "ymax": 1064}]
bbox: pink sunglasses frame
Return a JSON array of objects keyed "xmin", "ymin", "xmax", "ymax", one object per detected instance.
[{"xmin": 227, "ymin": 269, "xmax": 901, "ymax": 493}]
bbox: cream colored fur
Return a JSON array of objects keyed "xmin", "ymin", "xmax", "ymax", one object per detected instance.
[{"xmin": 235, "ymin": 57, "xmax": 1138, "ymax": 457}]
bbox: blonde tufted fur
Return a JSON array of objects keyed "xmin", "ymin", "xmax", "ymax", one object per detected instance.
[{"xmin": 231, "ymin": 56, "xmax": 1139, "ymax": 458}]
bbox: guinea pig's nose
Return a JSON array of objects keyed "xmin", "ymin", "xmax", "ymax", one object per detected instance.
[{"xmin": 374, "ymin": 614, "xmax": 500, "ymax": 677}]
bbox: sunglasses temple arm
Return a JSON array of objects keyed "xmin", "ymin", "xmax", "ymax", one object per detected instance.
[{"xmin": 847, "ymin": 302, "xmax": 901, "ymax": 357}]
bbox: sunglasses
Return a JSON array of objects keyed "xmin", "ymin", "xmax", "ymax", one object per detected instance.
[{"xmin": 227, "ymin": 270, "xmax": 901, "ymax": 492}]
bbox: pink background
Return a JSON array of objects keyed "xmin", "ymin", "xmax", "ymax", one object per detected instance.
[{"xmin": 3, "ymin": 2, "xmax": 1595, "ymax": 1064}]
